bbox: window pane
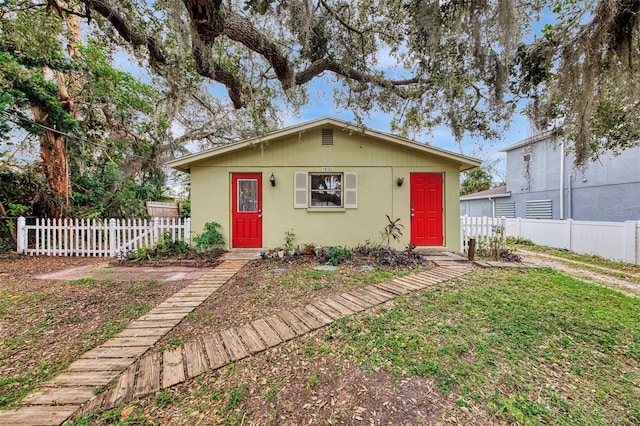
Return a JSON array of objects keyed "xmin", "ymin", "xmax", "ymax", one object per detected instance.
[
  {"xmin": 310, "ymin": 174, "xmax": 342, "ymax": 207},
  {"xmin": 238, "ymin": 179, "xmax": 257, "ymax": 212}
]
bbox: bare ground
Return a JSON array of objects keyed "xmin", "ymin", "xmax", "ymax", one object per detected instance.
[
  {"xmin": 0, "ymin": 254, "xmax": 203, "ymax": 407},
  {"xmin": 2, "ymin": 252, "xmax": 455, "ymax": 425}
]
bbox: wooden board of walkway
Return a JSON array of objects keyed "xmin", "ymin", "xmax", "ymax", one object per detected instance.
[
  {"xmin": 126, "ymin": 319, "xmax": 182, "ymax": 329},
  {"xmin": 301, "ymin": 305, "xmax": 333, "ymax": 326},
  {"xmin": 364, "ymin": 286, "xmax": 396, "ymax": 301},
  {"xmin": 51, "ymin": 371, "xmax": 120, "ymax": 387},
  {"xmin": 351, "ymin": 288, "xmax": 385, "ymax": 304},
  {"xmin": 291, "ymin": 307, "xmax": 324, "ymax": 330},
  {"xmin": 162, "ymin": 347, "xmax": 185, "ymax": 388},
  {"xmin": 101, "ymin": 336, "xmax": 160, "ymax": 347},
  {"xmin": 323, "ymin": 297, "xmax": 356, "ymax": 315},
  {"xmin": 373, "ymin": 282, "xmax": 407, "ymax": 295},
  {"xmin": 220, "ymin": 328, "xmax": 249, "ymax": 361},
  {"xmin": 184, "ymin": 340, "xmax": 209, "ymax": 378},
  {"xmin": 202, "ymin": 333, "xmax": 230, "ymax": 369},
  {"xmin": 277, "ymin": 311, "xmax": 311, "ymax": 335},
  {"xmin": 237, "ymin": 324, "xmax": 267, "ymax": 354},
  {"xmin": 264, "ymin": 315, "xmax": 296, "ymax": 341},
  {"xmin": 135, "ymin": 353, "xmax": 160, "ymax": 396},
  {"xmin": 117, "ymin": 327, "xmax": 173, "ymax": 338},
  {"xmin": 310, "ymin": 301, "xmax": 342, "ymax": 319},
  {"xmin": 339, "ymin": 292, "xmax": 373, "ymax": 309},
  {"xmin": 22, "ymin": 386, "xmax": 96, "ymax": 406},
  {"xmin": 330, "ymin": 294, "xmax": 364, "ymax": 312},
  {"xmin": 104, "ymin": 362, "xmax": 136, "ymax": 409},
  {"xmin": 250, "ymin": 319, "xmax": 282, "ymax": 347},
  {"xmin": 68, "ymin": 358, "xmax": 134, "ymax": 371},
  {"xmin": 80, "ymin": 346, "xmax": 149, "ymax": 359},
  {"xmin": 0, "ymin": 405, "xmax": 79, "ymax": 426}
]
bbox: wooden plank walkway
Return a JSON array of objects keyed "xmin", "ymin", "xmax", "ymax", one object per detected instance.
[
  {"xmin": 0, "ymin": 259, "xmax": 249, "ymax": 426},
  {"xmin": 0, "ymin": 260, "xmax": 470, "ymax": 425}
]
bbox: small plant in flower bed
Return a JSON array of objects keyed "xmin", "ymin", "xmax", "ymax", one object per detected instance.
[
  {"xmin": 499, "ymin": 250, "xmax": 522, "ymax": 262},
  {"xmin": 121, "ymin": 231, "xmax": 224, "ymax": 265},
  {"xmin": 352, "ymin": 245, "xmax": 428, "ymax": 267},
  {"xmin": 316, "ymin": 246, "xmax": 352, "ymax": 266}
]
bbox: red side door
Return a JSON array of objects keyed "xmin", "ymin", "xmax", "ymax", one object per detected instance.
[
  {"xmin": 231, "ymin": 173, "xmax": 262, "ymax": 248},
  {"xmin": 410, "ymin": 173, "xmax": 443, "ymax": 246}
]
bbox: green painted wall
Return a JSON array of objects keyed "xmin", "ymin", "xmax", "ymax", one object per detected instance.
[{"xmin": 189, "ymin": 127, "xmax": 463, "ymax": 251}]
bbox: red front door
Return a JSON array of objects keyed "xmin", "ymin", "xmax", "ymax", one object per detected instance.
[
  {"xmin": 232, "ymin": 173, "xmax": 262, "ymax": 248},
  {"xmin": 410, "ymin": 173, "xmax": 443, "ymax": 246}
]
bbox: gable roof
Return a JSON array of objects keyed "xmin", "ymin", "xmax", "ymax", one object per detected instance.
[
  {"xmin": 167, "ymin": 117, "xmax": 481, "ymax": 172},
  {"xmin": 460, "ymin": 185, "xmax": 510, "ymax": 201}
]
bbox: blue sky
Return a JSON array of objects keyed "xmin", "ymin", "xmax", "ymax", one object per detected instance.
[
  {"xmin": 116, "ymin": 50, "xmax": 536, "ymax": 182},
  {"xmin": 274, "ymin": 80, "xmax": 534, "ymax": 181}
]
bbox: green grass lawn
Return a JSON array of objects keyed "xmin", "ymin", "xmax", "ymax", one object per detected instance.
[
  {"xmin": 75, "ymin": 267, "xmax": 640, "ymax": 425},
  {"xmin": 328, "ymin": 268, "xmax": 640, "ymax": 424}
]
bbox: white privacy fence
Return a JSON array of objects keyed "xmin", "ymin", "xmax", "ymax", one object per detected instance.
[
  {"xmin": 16, "ymin": 217, "xmax": 190, "ymax": 257},
  {"xmin": 461, "ymin": 216, "xmax": 640, "ymax": 265}
]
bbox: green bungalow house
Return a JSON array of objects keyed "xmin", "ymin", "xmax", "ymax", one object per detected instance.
[{"xmin": 168, "ymin": 117, "xmax": 480, "ymax": 252}]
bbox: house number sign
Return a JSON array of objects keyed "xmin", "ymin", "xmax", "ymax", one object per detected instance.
[{"xmin": 321, "ymin": 167, "xmax": 334, "ymax": 172}]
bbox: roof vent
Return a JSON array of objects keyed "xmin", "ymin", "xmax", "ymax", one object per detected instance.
[{"xmin": 321, "ymin": 129, "xmax": 334, "ymax": 146}]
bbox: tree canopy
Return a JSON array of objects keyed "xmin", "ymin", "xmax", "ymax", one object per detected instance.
[
  {"xmin": 79, "ymin": 0, "xmax": 640, "ymax": 159},
  {"xmin": 2, "ymin": 0, "xmax": 639, "ymax": 221},
  {"xmin": 460, "ymin": 167, "xmax": 494, "ymax": 195}
]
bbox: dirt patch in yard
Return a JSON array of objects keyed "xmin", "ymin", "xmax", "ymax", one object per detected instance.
[
  {"xmin": 156, "ymin": 256, "xmax": 432, "ymax": 348},
  {"xmin": 0, "ymin": 251, "xmax": 431, "ymax": 410},
  {"xmin": 0, "ymin": 253, "xmax": 209, "ymax": 408}
]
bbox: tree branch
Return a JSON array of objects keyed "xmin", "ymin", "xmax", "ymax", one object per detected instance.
[
  {"xmin": 295, "ymin": 58, "xmax": 422, "ymax": 98},
  {"xmin": 82, "ymin": 0, "xmax": 167, "ymax": 65},
  {"xmin": 86, "ymin": 0, "xmax": 425, "ymax": 107}
]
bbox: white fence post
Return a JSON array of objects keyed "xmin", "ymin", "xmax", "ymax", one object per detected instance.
[
  {"xmin": 17, "ymin": 216, "xmax": 26, "ymax": 253},
  {"xmin": 153, "ymin": 217, "xmax": 161, "ymax": 245},
  {"xmin": 109, "ymin": 218, "xmax": 117, "ymax": 256},
  {"xmin": 460, "ymin": 216, "xmax": 465, "ymax": 252}
]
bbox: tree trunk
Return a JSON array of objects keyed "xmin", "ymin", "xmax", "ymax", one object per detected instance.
[
  {"xmin": 30, "ymin": 7, "xmax": 80, "ymax": 218},
  {"xmin": 31, "ymin": 105, "xmax": 70, "ymax": 218}
]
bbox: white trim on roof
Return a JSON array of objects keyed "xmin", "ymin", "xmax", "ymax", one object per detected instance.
[
  {"xmin": 499, "ymin": 129, "xmax": 559, "ymax": 152},
  {"xmin": 460, "ymin": 192, "xmax": 511, "ymax": 201}
]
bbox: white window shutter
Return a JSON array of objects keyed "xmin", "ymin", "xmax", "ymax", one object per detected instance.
[
  {"xmin": 344, "ymin": 172, "xmax": 357, "ymax": 209},
  {"xmin": 294, "ymin": 172, "xmax": 308, "ymax": 208}
]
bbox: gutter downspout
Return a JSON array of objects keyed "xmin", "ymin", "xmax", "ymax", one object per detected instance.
[
  {"xmin": 568, "ymin": 174, "xmax": 573, "ymax": 219},
  {"xmin": 490, "ymin": 197, "xmax": 496, "ymax": 217},
  {"xmin": 559, "ymin": 138, "xmax": 565, "ymax": 220}
]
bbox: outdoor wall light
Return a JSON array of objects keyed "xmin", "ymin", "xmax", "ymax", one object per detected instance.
[
  {"xmin": 270, "ymin": 173, "xmax": 276, "ymax": 187},
  {"xmin": 396, "ymin": 177, "xmax": 404, "ymax": 187}
]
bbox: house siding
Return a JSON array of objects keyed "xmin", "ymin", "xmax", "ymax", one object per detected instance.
[
  {"xmin": 463, "ymin": 133, "xmax": 640, "ymax": 221},
  {"xmin": 189, "ymin": 127, "xmax": 463, "ymax": 251}
]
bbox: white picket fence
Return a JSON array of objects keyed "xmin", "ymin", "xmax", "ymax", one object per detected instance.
[
  {"xmin": 16, "ymin": 217, "xmax": 190, "ymax": 257},
  {"xmin": 461, "ymin": 216, "xmax": 640, "ymax": 265}
]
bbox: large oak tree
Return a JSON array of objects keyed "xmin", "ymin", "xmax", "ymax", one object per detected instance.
[
  {"xmin": 81, "ymin": 0, "xmax": 640, "ymax": 163},
  {"xmin": 3, "ymin": 0, "xmax": 639, "ymax": 220}
]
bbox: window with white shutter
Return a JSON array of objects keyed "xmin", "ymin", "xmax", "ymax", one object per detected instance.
[
  {"xmin": 344, "ymin": 172, "xmax": 357, "ymax": 209},
  {"xmin": 294, "ymin": 171, "xmax": 357, "ymax": 209}
]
